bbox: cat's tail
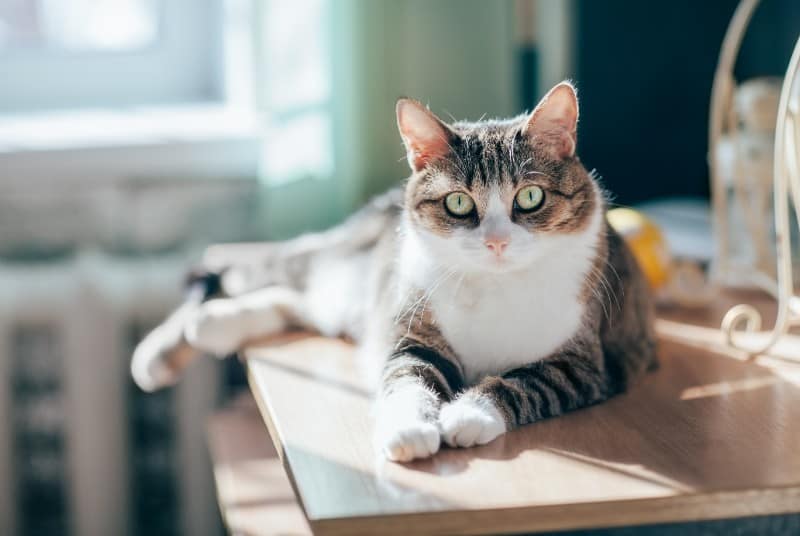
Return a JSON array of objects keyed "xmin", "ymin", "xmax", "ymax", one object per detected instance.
[{"xmin": 131, "ymin": 270, "xmax": 222, "ymax": 392}]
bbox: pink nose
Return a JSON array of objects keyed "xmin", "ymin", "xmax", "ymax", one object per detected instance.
[{"xmin": 485, "ymin": 237, "xmax": 509, "ymax": 256}]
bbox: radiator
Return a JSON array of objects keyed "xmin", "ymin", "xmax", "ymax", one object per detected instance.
[
  {"xmin": 0, "ymin": 175, "xmax": 259, "ymax": 536},
  {"xmin": 0, "ymin": 251, "xmax": 225, "ymax": 536}
]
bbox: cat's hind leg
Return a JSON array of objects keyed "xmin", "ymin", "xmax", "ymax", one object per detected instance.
[
  {"xmin": 184, "ymin": 286, "xmax": 304, "ymax": 356},
  {"xmin": 131, "ymin": 301, "xmax": 202, "ymax": 392},
  {"xmin": 131, "ymin": 270, "xmax": 220, "ymax": 392}
]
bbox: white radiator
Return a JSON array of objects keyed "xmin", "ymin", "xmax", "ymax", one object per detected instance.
[
  {"xmin": 0, "ymin": 175, "xmax": 258, "ymax": 536},
  {"xmin": 0, "ymin": 251, "xmax": 223, "ymax": 536}
]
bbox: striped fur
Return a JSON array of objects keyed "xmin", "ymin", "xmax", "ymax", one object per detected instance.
[{"xmin": 379, "ymin": 82, "xmax": 655, "ymax": 459}]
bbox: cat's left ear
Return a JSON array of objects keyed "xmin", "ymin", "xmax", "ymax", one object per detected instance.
[{"xmin": 523, "ymin": 81, "xmax": 579, "ymax": 159}]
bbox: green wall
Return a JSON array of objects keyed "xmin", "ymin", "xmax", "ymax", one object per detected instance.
[{"xmin": 262, "ymin": 1, "xmax": 517, "ymax": 239}]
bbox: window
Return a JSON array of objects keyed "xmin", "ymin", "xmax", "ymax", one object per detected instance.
[
  {"xmin": 0, "ymin": 0, "xmax": 260, "ymax": 184},
  {"xmin": 260, "ymin": 0, "xmax": 334, "ymax": 183},
  {"xmin": 0, "ymin": 0, "xmax": 160, "ymax": 51},
  {"xmin": 0, "ymin": 0, "xmax": 225, "ymax": 112}
]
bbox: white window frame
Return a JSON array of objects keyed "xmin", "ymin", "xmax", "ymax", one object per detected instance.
[
  {"xmin": 0, "ymin": 0, "xmax": 224, "ymax": 112},
  {"xmin": 0, "ymin": 0, "xmax": 260, "ymax": 184}
]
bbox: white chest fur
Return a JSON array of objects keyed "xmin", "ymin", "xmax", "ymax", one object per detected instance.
[
  {"xmin": 397, "ymin": 209, "xmax": 602, "ymax": 385},
  {"xmin": 430, "ymin": 266, "xmax": 585, "ymax": 383}
]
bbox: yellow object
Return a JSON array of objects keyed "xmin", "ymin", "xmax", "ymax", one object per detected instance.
[{"xmin": 607, "ymin": 207, "xmax": 671, "ymax": 290}]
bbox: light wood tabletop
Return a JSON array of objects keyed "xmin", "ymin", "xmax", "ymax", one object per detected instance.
[
  {"xmin": 245, "ymin": 291, "xmax": 800, "ymax": 535},
  {"xmin": 207, "ymin": 393, "xmax": 311, "ymax": 536}
]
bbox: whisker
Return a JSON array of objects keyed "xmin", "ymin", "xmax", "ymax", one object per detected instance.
[
  {"xmin": 396, "ymin": 266, "xmax": 449, "ymax": 322},
  {"xmin": 508, "ymin": 139, "xmax": 517, "ymax": 178},
  {"xmin": 588, "ymin": 265, "xmax": 611, "ymax": 321},
  {"xmin": 587, "ymin": 262, "xmax": 621, "ymax": 319},
  {"xmin": 419, "ymin": 268, "xmax": 457, "ymax": 319},
  {"xmin": 395, "ymin": 263, "xmax": 447, "ymax": 320},
  {"xmin": 517, "ymin": 156, "xmax": 534, "ymax": 176},
  {"xmin": 451, "ymin": 272, "xmax": 467, "ymax": 301},
  {"xmin": 399, "ymin": 266, "xmax": 456, "ymax": 338},
  {"xmin": 433, "ymin": 132, "xmax": 470, "ymax": 182}
]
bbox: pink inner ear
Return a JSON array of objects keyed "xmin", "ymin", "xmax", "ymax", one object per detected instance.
[
  {"xmin": 525, "ymin": 84, "xmax": 579, "ymax": 159},
  {"xmin": 397, "ymin": 100, "xmax": 451, "ymax": 171}
]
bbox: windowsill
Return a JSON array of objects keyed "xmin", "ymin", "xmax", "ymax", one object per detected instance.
[
  {"xmin": 0, "ymin": 104, "xmax": 262, "ymax": 182},
  {"xmin": 0, "ymin": 104, "xmax": 259, "ymax": 153}
]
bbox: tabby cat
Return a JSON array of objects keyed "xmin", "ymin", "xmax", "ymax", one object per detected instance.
[{"xmin": 132, "ymin": 82, "xmax": 657, "ymax": 462}]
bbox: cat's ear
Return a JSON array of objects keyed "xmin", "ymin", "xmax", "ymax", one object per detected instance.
[
  {"xmin": 396, "ymin": 98, "xmax": 453, "ymax": 172},
  {"xmin": 523, "ymin": 81, "xmax": 579, "ymax": 159}
]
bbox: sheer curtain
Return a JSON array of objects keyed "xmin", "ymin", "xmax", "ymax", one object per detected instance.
[{"xmin": 256, "ymin": 0, "xmax": 518, "ymax": 238}]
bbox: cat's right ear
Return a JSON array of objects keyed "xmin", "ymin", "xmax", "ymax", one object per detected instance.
[{"xmin": 396, "ymin": 98, "xmax": 453, "ymax": 172}]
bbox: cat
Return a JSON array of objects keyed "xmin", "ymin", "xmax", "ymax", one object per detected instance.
[{"xmin": 131, "ymin": 81, "xmax": 657, "ymax": 462}]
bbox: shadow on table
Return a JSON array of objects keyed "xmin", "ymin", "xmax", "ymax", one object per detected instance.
[{"xmin": 410, "ymin": 316, "xmax": 800, "ymax": 497}]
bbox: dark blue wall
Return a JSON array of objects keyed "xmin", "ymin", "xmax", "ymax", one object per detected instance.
[{"xmin": 574, "ymin": 0, "xmax": 800, "ymax": 205}]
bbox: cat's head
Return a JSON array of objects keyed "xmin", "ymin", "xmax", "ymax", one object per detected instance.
[{"xmin": 397, "ymin": 82, "xmax": 602, "ymax": 274}]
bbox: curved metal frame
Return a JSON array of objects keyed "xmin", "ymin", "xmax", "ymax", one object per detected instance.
[
  {"xmin": 710, "ymin": 0, "xmax": 800, "ymax": 355},
  {"xmin": 709, "ymin": 0, "xmax": 761, "ymax": 284}
]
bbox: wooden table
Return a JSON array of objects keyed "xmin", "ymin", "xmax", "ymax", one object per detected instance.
[
  {"xmin": 207, "ymin": 393, "xmax": 311, "ymax": 536},
  {"xmin": 242, "ymin": 291, "xmax": 800, "ymax": 535}
]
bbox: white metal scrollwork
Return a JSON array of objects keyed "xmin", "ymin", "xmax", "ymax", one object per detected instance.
[{"xmin": 710, "ymin": 0, "xmax": 800, "ymax": 355}]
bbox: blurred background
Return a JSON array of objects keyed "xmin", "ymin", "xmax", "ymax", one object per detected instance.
[{"xmin": 0, "ymin": 1, "xmax": 798, "ymax": 535}]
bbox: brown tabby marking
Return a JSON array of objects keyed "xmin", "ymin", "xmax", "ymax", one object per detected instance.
[
  {"xmin": 380, "ymin": 83, "xmax": 657, "ymax": 455},
  {"xmin": 406, "ymin": 120, "xmax": 598, "ymax": 238}
]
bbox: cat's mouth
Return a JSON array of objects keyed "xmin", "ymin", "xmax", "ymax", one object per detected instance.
[
  {"xmin": 489, "ymin": 255, "xmax": 509, "ymax": 267},
  {"xmin": 476, "ymin": 254, "xmax": 524, "ymax": 274}
]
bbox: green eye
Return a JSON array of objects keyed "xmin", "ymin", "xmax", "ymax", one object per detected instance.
[
  {"xmin": 515, "ymin": 185, "xmax": 545, "ymax": 212},
  {"xmin": 444, "ymin": 192, "xmax": 475, "ymax": 217}
]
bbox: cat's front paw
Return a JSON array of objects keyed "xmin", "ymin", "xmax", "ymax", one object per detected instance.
[
  {"xmin": 184, "ymin": 299, "xmax": 247, "ymax": 356},
  {"xmin": 439, "ymin": 396, "xmax": 506, "ymax": 448},
  {"xmin": 375, "ymin": 419, "xmax": 441, "ymax": 462}
]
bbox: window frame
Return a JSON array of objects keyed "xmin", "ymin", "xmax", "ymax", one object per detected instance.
[
  {"xmin": 0, "ymin": 0, "xmax": 260, "ymax": 184},
  {"xmin": 0, "ymin": 0, "xmax": 225, "ymax": 112}
]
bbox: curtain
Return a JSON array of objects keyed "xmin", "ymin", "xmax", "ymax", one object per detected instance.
[{"xmin": 257, "ymin": 0, "xmax": 518, "ymax": 238}]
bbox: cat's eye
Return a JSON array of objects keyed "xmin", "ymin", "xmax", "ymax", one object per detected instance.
[
  {"xmin": 514, "ymin": 185, "xmax": 545, "ymax": 212},
  {"xmin": 444, "ymin": 192, "xmax": 475, "ymax": 217}
]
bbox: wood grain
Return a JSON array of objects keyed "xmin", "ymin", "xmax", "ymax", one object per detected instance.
[
  {"xmin": 207, "ymin": 393, "xmax": 311, "ymax": 536},
  {"xmin": 246, "ymin": 292, "xmax": 800, "ymax": 535}
]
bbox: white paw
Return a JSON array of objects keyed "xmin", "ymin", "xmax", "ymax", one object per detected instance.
[
  {"xmin": 375, "ymin": 419, "xmax": 441, "ymax": 462},
  {"xmin": 439, "ymin": 396, "xmax": 506, "ymax": 448},
  {"xmin": 184, "ymin": 299, "xmax": 247, "ymax": 356}
]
